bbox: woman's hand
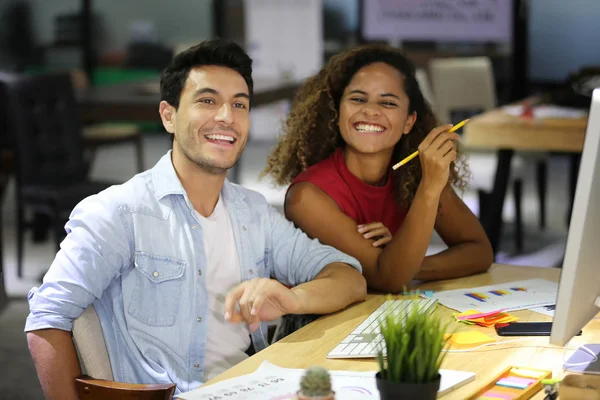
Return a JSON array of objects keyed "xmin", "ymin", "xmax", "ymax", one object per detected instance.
[
  {"xmin": 417, "ymin": 124, "xmax": 460, "ymax": 197},
  {"xmin": 358, "ymin": 222, "xmax": 392, "ymax": 247}
]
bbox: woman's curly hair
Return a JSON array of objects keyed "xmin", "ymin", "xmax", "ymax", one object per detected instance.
[{"xmin": 263, "ymin": 44, "xmax": 468, "ymax": 208}]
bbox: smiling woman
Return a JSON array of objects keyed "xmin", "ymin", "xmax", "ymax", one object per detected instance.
[{"xmin": 262, "ymin": 44, "xmax": 493, "ymax": 293}]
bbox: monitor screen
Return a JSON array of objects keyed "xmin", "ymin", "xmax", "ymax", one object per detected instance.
[
  {"xmin": 361, "ymin": 0, "xmax": 513, "ymax": 43},
  {"xmin": 550, "ymin": 88, "xmax": 600, "ymax": 346}
]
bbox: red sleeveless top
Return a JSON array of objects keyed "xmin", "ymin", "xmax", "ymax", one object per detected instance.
[{"xmin": 288, "ymin": 147, "xmax": 407, "ymax": 234}]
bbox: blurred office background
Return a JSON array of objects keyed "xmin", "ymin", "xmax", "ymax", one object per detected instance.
[{"xmin": 1, "ymin": 0, "xmax": 599, "ymax": 397}]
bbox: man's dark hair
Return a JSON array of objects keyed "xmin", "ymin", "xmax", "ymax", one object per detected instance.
[{"xmin": 160, "ymin": 38, "xmax": 253, "ymax": 109}]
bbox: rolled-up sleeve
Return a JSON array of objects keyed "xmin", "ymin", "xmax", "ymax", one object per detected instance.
[
  {"xmin": 25, "ymin": 195, "xmax": 132, "ymax": 333},
  {"xmin": 267, "ymin": 206, "xmax": 362, "ymax": 287}
]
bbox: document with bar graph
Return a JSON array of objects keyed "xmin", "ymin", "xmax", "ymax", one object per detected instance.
[{"xmin": 431, "ymin": 279, "xmax": 558, "ymax": 313}]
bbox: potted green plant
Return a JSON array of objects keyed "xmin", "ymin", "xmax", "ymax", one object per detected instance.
[
  {"xmin": 296, "ymin": 366, "xmax": 335, "ymax": 400},
  {"xmin": 375, "ymin": 298, "xmax": 450, "ymax": 400}
]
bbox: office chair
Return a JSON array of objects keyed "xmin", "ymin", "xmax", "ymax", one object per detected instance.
[
  {"xmin": 429, "ymin": 57, "xmax": 543, "ymax": 252},
  {"xmin": 73, "ymin": 305, "xmax": 176, "ymax": 399},
  {"xmin": 2, "ymin": 72, "xmax": 118, "ymax": 278},
  {"xmin": 70, "ymin": 69, "xmax": 144, "ymax": 174}
]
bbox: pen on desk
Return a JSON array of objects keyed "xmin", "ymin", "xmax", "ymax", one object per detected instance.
[{"xmin": 391, "ymin": 118, "xmax": 470, "ymax": 170}]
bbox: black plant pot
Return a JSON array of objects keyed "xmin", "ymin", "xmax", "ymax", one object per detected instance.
[{"xmin": 376, "ymin": 372, "xmax": 441, "ymax": 400}]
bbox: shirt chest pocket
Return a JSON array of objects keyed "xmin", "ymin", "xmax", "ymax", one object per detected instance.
[{"xmin": 128, "ymin": 252, "xmax": 186, "ymax": 327}]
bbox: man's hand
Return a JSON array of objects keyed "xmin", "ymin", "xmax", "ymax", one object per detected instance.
[{"xmin": 224, "ymin": 278, "xmax": 300, "ymax": 332}]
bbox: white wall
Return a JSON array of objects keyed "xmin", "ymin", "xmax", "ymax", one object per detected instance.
[
  {"xmin": 28, "ymin": 0, "xmax": 213, "ymax": 54},
  {"xmin": 529, "ymin": 0, "xmax": 600, "ymax": 82}
]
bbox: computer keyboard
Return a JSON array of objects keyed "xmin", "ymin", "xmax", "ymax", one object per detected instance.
[{"xmin": 326, "ymin": 298, "xmax": 438, "ymax": 359}]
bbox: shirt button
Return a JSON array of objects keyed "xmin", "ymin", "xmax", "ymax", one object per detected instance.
[
  {"xmin": 192, "ymin": 224, "xmax": 198, "ymax": 230},
  {"xmin": 193, "ymin": 363, "xmax": 200, "ymax": 369},
  {"xmin": 197, "ymin": 316, "xmax": 202, "ymax": 322},
  {"xmin": 152, "ymin": 271, "xmax": 159, "ymax": 278},
  {"xmin": 249, "ymin": 269, "xmax": 253, "ymax": 275},
  {"xmin": 198, "ymin": 270, "xmax": 202, "ymax": 276},
  {"xmin": 242, "ymin": 225, "xmax": 247, "ymax": 231}
]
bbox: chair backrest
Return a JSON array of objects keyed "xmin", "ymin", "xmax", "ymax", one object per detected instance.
[
  {"xmin": 73, "ymin": 306, "xmax": 177, "ymax": 399},
  {"xmin": 3, "ymin": 72, "xmax": 87, "ymax": 186},
  {"xmin": 0, "ymin": 71, "xmax": 18, "ymax": 151},
  {"xmin": 415, "ymin": 68, "xmax": 436, "ymax": 115},
  {"xmin": 72, "ymin": 305, "xmax": 114, "ymax": 381},
  {"xmin": 126, "ymin": 42, "xmax": 173, "ymax": 71},
  {"xmin": 75, "ymin": 378, "xmax": 176, "ymax": 400},
  {"xmin": 429, "ymin": 57, "xmax": 497, "ymax": 124}
]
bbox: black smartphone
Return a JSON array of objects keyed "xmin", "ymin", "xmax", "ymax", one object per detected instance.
[{"xmin": 495, "ymin": 322, "xmax": 583, "ymax": 337}]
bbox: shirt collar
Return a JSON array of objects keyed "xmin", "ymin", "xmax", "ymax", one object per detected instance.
[
  {"xmin": 151, "ymin": 150, "xmax": 187, "ymax": 201},
  {"xmin": 151, "ymin": 150, "xmax": 247, "ymax": 208}
]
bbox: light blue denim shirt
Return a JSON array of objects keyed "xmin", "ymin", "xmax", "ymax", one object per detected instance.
[{"xmin": 25, "ymin": 151, "xmax": 361, "ymax": 394}]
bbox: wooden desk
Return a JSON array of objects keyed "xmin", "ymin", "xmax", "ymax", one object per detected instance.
[
  {"xmin": 199, "ymin": 264, "xmax": 598, "ymax": 399},
  {"xmin": 462, "ymin": 105, "xmax": 588, "ymax": 255}
]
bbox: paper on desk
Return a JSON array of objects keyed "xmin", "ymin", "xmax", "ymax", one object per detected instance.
[
  {"xmin": 503, "ymin": 105, "xmax": 587, "ymax": 119},
  {"xmin": 530, "ymin": 304, "xmax": 555, "ymax": 317},
  {"xmin": 432, "ymin": 279, "xmax": 558, "ymax": 313},
  {"xmin": 177, "ymin": 361, "xmax": 475, "ymax": 399}
]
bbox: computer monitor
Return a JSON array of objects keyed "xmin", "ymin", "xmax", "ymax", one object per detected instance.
[{"xmin": 550, "ymin": 88, "xmax": 600, "ymax": 346}]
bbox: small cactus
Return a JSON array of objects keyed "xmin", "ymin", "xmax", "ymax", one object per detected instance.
[{"xmin": 299, "ymin": 366, "xmax": 332, "ymax": 397}]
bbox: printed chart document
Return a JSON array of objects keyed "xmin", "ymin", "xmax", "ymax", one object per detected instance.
[
  {"xmin": 177, "ymin": 361, "xmax": 475, "ymax": 399},
  {"xmin": 431, "ymin": 279, "xmax": 558, "ymax": 313}
]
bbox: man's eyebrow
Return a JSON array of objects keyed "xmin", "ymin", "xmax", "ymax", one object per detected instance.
[
  {"xmin": 193, "ymin": 87, "xmax": 219, "ymax": 96},
  {"xmin": 193, "ymin": 88, "xmax": 250, "ymax": 101},
  {"xmin": 234, "ymin": 92, "xmax": 250, "ymax": 100}
]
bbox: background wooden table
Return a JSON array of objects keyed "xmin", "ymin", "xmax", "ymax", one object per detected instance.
[
  {"xmin": 463, "ymin": 104, "xmax": 588, "ymax": 255},
  {"xmin": 78, "ymin": 77, "xmax": 300, "ymax": 123},
  {"xmin": 196, "ymin": 264, "xmax": 596, "ymax": 399},
  {"xmin": 463, "ymin": 107, "xmax": 587, "ymax": 153}
]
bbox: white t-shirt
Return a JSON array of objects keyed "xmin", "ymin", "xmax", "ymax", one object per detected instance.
[{"xmin": 198, "ymin": 196, "xmax": 250, "ymax": 382}]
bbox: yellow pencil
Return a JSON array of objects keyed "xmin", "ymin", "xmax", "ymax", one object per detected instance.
[{"xmin": 392, "ymin": 119, "xmax": 470, "ymax": 170}]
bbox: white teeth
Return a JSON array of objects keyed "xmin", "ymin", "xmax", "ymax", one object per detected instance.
[
  {"xmin": 355, "ymin": 123, "xmax": 384, "ymax": 132},
  {"xmin": 206, "ymin": 134, "xmax": 235, "ymax": 142}
]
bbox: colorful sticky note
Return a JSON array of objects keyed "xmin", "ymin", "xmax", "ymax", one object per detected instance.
[
  {"xmin": 453, "ymin": 309, "xmax": 518, "ymax": 327},
  {"xmin": 478, "ymin": 391, "xmax": 514, "ymax": 400},
  {"xmin": 456, "ymin": 309, "xmax": 505, "ymax": 320},
  {"xmin": 511, "ymin": 367, "xmax": 548, "ymax": 378},
  {"xmin": 496, "ymin": 378, "xmax": 530, "ymax": 389},
  {"xmin": 445, "ymin": 331, "xmax": 496, "ymax": 346},
  {"xmin": 503, "ymin": 376, "xmax": 536, "ymax": 386}
]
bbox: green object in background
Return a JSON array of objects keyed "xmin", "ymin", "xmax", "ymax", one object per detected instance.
[
  {"xmin": 25, "ymin": 66, "xmax": 159, "ymax": 86},
  {"xmin": 92, "ymin": 67, "xmax": 159, "ymax": 86}
]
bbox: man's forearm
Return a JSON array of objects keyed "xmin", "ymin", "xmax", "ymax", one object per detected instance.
[
  {"xmin": 27, "ymin": 329, "xmax": 82, "ymax": 400},
  {"xmin": 291, "ymin": 263, "xmax": 366, "ymax": 315}
]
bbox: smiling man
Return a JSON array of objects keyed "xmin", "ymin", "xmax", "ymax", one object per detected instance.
[{"xmin": 24, "ymin": 39, "xmax": 366, "ymax": 399}]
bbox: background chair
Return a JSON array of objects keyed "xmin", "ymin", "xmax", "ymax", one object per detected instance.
[
  {"xmin": 2, "ymin": 72, "xmax": 118, "ymax": 278},
  {"xmin": 0, "ymin": 71, "xmax": 16, "ymax": 308},
  {"xmin": 415, "ymin": 68, "xmax": 436, "ymax": 109},
  {"xmin": 73, "ymin": 305, "xmax": 176, "ymax": 399},
  {"xmin": 70, "ymin": 69, "xmax": 144, "ymax": 174},
  {"xmin": 428, "ymin": 57, "xmax": 543, "ymax": 252}
]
